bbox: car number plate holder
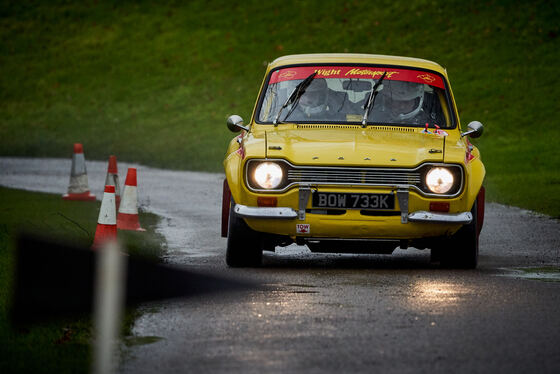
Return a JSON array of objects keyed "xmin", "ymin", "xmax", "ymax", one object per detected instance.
[{"xmin": 312, "ymin": 192, "xmax": 395, "ymax": 210}]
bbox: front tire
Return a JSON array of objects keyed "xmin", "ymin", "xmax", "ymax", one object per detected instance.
[
  {"xmin": 440, "ymin": 199, "xmax": 479, "ymax": 269},
  {"xmin": 225, "ymin": 198, "xmax": 263, "ymax": 267}
]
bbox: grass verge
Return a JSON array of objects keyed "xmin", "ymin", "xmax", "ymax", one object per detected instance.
[{"xmin": 0, "ymin": 187, "xmax": 165, "ymax": 374}]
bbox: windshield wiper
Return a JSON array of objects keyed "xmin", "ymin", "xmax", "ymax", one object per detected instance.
[
  {"xmin": 361, "ymin": 71, "xmax": 387, "ymax": 128},
  {"xmin": 273, "ymin": 72, "xmax": 317, "ymax": 126}
]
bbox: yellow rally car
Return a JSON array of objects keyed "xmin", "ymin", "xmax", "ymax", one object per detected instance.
[{"xmin": 222, "ymin": 54, "xmax": 485, "ymax": 268}]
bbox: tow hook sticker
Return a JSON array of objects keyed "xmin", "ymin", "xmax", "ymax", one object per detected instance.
[{"xmin": 296, "ymin": 224, "xmax": 310, "ymax": 234}]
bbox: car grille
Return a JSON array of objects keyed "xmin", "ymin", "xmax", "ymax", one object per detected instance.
[
  {"xmin": 245, "ymin": 159, "xmax": 464, "ymax": 197},
  {"xmin": 286, "ymin": 167, "xmax": 422, "ymax": 187}
]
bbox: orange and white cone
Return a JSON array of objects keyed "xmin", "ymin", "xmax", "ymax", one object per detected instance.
[
  {"xmin": 104, "ymin": 155, "xmax": 121, "ymax": 210},
  {"xmin": 93, "ymin": 185, "xmax": 117, "ymax": 248},
  {"xmin": 117, "ymin": 168, "xmax": 145, "ymax": 231},
  {"xmin": 63, "ymin": 143, "xmax": 96, "ymax": 201}
]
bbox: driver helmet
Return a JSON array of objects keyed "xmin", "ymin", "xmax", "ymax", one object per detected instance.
[
  {"xmin": 382, "ymin": 80, "xmax": 425, "ymax": 120},
  {"xmin": 299, "ymin": 78, "xmax": 328, "ymax": 115}
]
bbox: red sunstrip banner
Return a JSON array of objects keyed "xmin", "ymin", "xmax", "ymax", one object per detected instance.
[{"xmin": 269, "ymin": 66, "xmax": 445, "ymax": 89}]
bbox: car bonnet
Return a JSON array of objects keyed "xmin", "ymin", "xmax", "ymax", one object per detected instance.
[{"xmin": 265, "ymin": 127, "xmax": 446, "ymax": 167}]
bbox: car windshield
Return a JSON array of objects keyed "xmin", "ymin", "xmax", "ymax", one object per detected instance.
[{"xmin": 257, "ymin": 65, "xmax": 454, "ymax": 128}]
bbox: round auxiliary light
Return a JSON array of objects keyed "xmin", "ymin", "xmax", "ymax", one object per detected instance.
[
  {"xmin": 253, "ymin": 162, "xmax": 283, "ymax": 189},
  {"xmin": 426, "ymin": 167, "xmax": 454, "ymax": 194}
]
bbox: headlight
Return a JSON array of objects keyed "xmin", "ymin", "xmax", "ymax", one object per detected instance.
[
  {"xmin": 425, "ymin": 167, "xmax": 454, "ymax": 194},
  {"xmin": 253, "ymin": 162, "xmax": 283, "ymax": 189}
]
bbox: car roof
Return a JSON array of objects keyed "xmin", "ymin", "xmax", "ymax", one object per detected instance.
[{"xmin": 268, "ymin": 53, "xmax": 446, "ymax": 75}]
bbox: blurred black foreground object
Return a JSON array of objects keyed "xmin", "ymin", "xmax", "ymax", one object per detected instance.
[{"xmin": 11, "ymin": 233, "xmax": 259, "ymax": 325}]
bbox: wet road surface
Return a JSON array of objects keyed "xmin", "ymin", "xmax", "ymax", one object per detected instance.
[{"xmin": 1, "ymin": 157, "xmax": 559, "ymax": 373}]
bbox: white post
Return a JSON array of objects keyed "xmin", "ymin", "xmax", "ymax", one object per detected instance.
[{"xmin": 92, "ymin": 241, "xmax": 126, "ymax": 374}]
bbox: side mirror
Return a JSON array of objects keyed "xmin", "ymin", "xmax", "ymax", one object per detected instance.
[
  {"xmin": 461, "ymin": 121, "xmax": 483, "ymax": 138},
  {"xmin": 227, "ymin": 115, "xmax": 249, "ymax": 132}
]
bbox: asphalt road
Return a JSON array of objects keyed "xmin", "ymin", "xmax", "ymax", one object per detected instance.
[{"xmin": 1, "ymin": 157, "xmax": 559, "ymax": 374}]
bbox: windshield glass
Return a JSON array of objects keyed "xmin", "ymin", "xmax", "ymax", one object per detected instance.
[{"xmin": 257, "ymin": 66, "xmax": 454, "ymax": 128}]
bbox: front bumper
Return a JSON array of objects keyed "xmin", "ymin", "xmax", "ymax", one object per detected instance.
[
  {"xmin": 234, "ymin": 204, "xmax": 298, "ymax": 219},
  {"xmin": 234, "ymin": 186, "xmax": 472, "ymax": 224},
  {"xmin": 408, "ymin": 211, "xmax": 472, "ymax": 224},
  {"xmin": 235, "ymin": 203, "xmax": 471, "ymax": 224}
]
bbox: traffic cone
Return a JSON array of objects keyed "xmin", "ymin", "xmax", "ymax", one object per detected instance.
[
  {"xmin": 92, "ymin": 185, "xmax": 117, "ymax": 249},
  {"xmin": 117, "ymin": 168, "xmax": 145, "ymax": 231},
  {"xmin": 62, "ymin": 143, "xmax": 96, "ymax": 201},
  {"xmin": 104, "ymin": 155, "xmax": 121, "ymax": 210}
]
